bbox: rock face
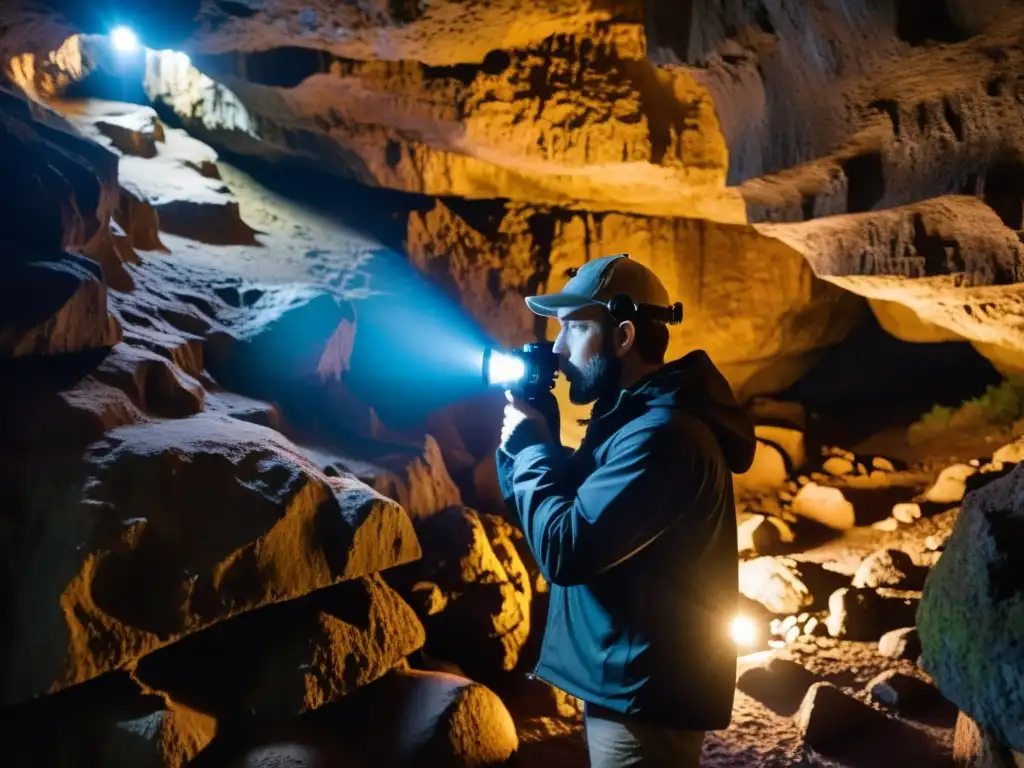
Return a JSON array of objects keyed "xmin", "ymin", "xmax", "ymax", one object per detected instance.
[
  {"xmin": 0, "ymin": 412, "xmax": 420, "ymax": 706},
  {"xmin": 918, "ymin": 462, "xmax": 1024, "ymax": 754}
]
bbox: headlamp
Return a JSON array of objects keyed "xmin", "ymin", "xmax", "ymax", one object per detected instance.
[{"xmin": 482, "ymin": 342, "xmax": 558, "ymax": 398}]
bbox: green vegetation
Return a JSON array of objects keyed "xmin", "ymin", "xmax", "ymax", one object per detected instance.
[{"xmin": 908, "ymin": 379, "xmax": 1024, "ymax": 444}]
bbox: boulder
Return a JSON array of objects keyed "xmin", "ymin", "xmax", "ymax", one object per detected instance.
[
  {"xmin": 867, "ymin": 670, "xmax": 940, "ymax": 711},
  {"xmin": 924, "ymin": 463, "xmax": 977, "ymax": 505},
  {"xmin": 826, "ymin": 587, "xmax": 920, "ymax": 641},
  {"xmin": 321, "ymin": 435, "xmax": 462, "ymax": 521},
  {"xmin": 319, "ymin": 668, "xmax": 519, "ymax": 767},
  {"xmin": 852, "ymin": 549, "xmax": 928, "ymax": 590},
  {"xmin": 736, "ymin": 657, "xmax": 818, "ymax": 717},
  {"xmin": 135, "ymin": 574, "xmax": 426, "ymax": 719},
  {"xmin": 0, "ymin": 86, "xmax": 118, "ymax": 255},
  {"xmin": 0, "ymin": 673, "xmax": 215, "ymax": 768},
  {"xmin": 738, "ymin": 557, "xmax": 813, "ymax": 615},
  {"xmin": 737, "ymin": 514, "xmax": 794, "ymax": 555},
  {"xmin": 388, "ymin": 506, "xmax": 531, "ymax": 680},
  {"xmin": 0, "ymin": 412, "xmax": 420, "ymax": 707},
  {"xmin": 953, "ymin": 711, "xmax": 1023, "ymax": 768},
  {"xmin": 735, "ymin": 440, "xmax": 790, "ymax": 493},
  {"xmin": 791, "ymin": 482, "xmax": 856, "ymax": 529},
  {"xmin": 878, "ymin": 627, "xmax": 922, "ymax": 660},
  {"xmin": 918, "ymin": 462, "xmax": 1024, "ymax": 754},
  {"xmin": 0, "ymin": 253, "xmax": 122, "ymax": 357},
  {"xmin": 795, "ymin": 682, "xmax": 887, "ymax": 749}
]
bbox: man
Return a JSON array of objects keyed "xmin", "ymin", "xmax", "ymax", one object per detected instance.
[{"xmin": 495, "ymin": 253, "xmax": 756, "ymax": 767}]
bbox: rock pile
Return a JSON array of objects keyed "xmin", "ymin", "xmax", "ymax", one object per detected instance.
[{"xmin": 0, "ymin": 86, "xmax": 544, "ymax": 766}]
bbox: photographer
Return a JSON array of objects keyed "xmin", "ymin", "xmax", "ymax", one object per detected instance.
[{"xmin": 496, "ymin": 254, "xmax": 756, "ymax": 767}]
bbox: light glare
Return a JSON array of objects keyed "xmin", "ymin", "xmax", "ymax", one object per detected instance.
[
  {"xmin": 487, "ymin": 351, "xmax": 526, "ymax": 386},
  {"xmin": 730, "ymin": 614, "xmax": 758, "ymax": 648},
  {"xmin": 111, "ymin": 26, "xmax": 139, "ymax": 53}
]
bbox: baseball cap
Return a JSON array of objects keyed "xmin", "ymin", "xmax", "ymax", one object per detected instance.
[{"xmin": 525, "ymin": 253, "xmax": 673, "ymax": 319}]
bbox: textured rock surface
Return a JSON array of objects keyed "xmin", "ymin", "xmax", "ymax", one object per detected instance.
[
  {"xmin": 0, "ymin": 253, "xmax": 122, "ymax": 357},
  {"xmin": 387, "ymin": 506, "xmax": 532, "ymax": 680},
  {"xmin": 0, "ymin": 673, "xmax": 216, "ymax": 768},
  {"xmin": 918, "ymin": 462, "xmax": 1024, "ymax": 754},
  {"xmin": 135, "ymin": 573, "xmax": 425, "ymax": 720},
  {"xmin": 0, "ymin": 412, "xmax": 420, "ymax": 707}
]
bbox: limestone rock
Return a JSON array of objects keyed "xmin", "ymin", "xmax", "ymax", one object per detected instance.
[
  {"xmin": 0, "ymin": 253, "xmax": 122, "ymax": 357},
  {"xmin": 144, "ymin": 33, "xmax": 741, "ymax": 219},
  {"xmin": 852, "ymin": 549, "xmax": 927, "ymax": 590},
  {"xmin": 738, "ymin": 556, "xmax": 813, "ymax": 615},
  {"xmin": 0, "ymin": 673, "xmax": 215, "ymax": 768},
  {"xmin": 0, "ymin": 412, "xmax": 420, "ymax": 707},
  {"xmin": 135, "ymin": 574, "xmax": 425, "ymax": 719},
  {"xmin": 795, "ymin": 682, "xmax": 885, "ymax": 749},
  {"xmin": 953, "ymin": 710, "xmax": 1022, "ymax": 768},
  {"xmin": 867, "ymin": 670, "xmax": 939, "ymax": 711},
  {"xmin": 736, "ymin": 440, "xmax": 790, "ymax": 493},
  {"xmin": 313, "ymin": 668, "xmax": 519, "ymax": 767},
  {"xmin": 755, "ymin": 424, "xmax": 806, "ymax": 471},
  {"xmin": 389, "ymin": 506, "xmax": 531, "ymax": 679},
  {"xmin": 736, "ymin": 657, "xmax": 818, "ymax": 717},
  {"xmin": 826, "ymin": 587, "xmax": 920, "ymax": 641},
  {"xmin": 792, "ymin": 482, "xmax": 856, "ymax": 529},
  {"xmin": 759, "ymin": 197, "xmax": 1024, "ymax": 377},
  {"xmin": 737, "ymin": 514, "xmax": 795, "ymax": 555},
  {"xmin": 0, "ymin": 86, "xmax": 118, "ymax": 255},
  {"xmin": 924, "ymin": 463, "xmax": 978, "ymax": 505},
  {"xmin": 322, "ymin": 435, "xmax": 462, "ymax": 521},
  {"xmin": 65, "ymin": 101, "xmax": 168, "ymax": 160},
  {"xmin": 878, "ymin": 627, "xmax": 922, "ymax": 660},
  {"xmin": 918, "ymin": 462, "xmax": 1024, "ymax": 753}
]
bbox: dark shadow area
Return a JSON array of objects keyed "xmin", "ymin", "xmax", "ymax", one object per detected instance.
[
  {"xmin": 985, "ymin": 160, "xmax": 1024, "ymax": 230},
  {"xmin": 777, "ymin": 311, "xmax": 1003, "ymax": 450},
  {"xmin": 814, "ymin": 715, "xmax": 954, "ymax": 767},
  {"xmin": 192, "ymin": 48, "xmax": 333, "ymax": 88},
  {"xmin": 893, "ymin": 0, "xmax": 971, "ymax": 46},
  {"xmin": 842, "ymin": 151, "xmax": 885, "ymax": 213}
]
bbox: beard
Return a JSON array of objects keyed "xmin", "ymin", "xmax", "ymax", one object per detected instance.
[{"xmin": 566, "ymin": 341, "xmax": 622, "ymax": 405}]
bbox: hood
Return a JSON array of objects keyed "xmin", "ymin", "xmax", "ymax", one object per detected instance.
[{"xmin": 630, "ymin": 350, "xmax": 757, "ymax": 474}]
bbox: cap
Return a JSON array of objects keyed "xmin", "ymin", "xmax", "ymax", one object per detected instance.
[{"xmin": 525, "ymin": 253, "xmax": 672, "ymax": 319}]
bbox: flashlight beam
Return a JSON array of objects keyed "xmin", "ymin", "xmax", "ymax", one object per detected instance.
[{"xmin": 111, "ymin": 26, "xmax": 140, "ymax": 53}]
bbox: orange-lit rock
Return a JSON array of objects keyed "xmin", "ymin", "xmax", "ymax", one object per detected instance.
[
  {"xmin": 143, "ymin": 33, "xmax": 743, "ymax": 219},
  {"xmin": 134, "ymin": 573, "xmax": 425, "ymax": 720},
  {"xmin": 0, "ymin": 412, "xmax": 420, "ymax": 707},
  {"xmin": 0, "ymin": 672, "xmax": 216, "ymax": 768},
  {"xmin": 759, "ymin": 196, "xmax": 1024, "ymax": 377}
]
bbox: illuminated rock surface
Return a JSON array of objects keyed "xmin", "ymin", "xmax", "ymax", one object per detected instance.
[{"xmin": 2, "ymin": 0, "xmax": 1024, "ymax": 764}]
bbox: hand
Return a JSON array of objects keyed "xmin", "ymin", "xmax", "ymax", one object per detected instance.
[{"xmin": 501, "ymin": 391, "xmax": 551, "ymax": 448}]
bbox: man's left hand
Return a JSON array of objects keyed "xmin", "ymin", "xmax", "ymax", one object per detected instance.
[{"xmin": 501, "ymin": 391, "xmax": 552, "ymax": 449}]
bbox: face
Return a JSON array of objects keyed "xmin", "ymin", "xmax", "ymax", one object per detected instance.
[{"xmin": 553, "ymin": 307, "xmax": 623, "ymax": 404}]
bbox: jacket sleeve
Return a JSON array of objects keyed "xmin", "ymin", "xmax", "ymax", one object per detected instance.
[{"xmin": 509, "ymin": 417, "xmax": 709, "ymax": 586}]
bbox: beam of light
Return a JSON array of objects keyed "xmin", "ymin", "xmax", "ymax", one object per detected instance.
[
  {"xmin": 110, "ymin": 26, "xmax": 140, "ymax": 53},
  {"xmin": 486, "ymin": 351, "xmax": 526, "ymax": 387},
  {"xmin": 341, "ymin": 248, "xmax": 503, "ymax": 427}
]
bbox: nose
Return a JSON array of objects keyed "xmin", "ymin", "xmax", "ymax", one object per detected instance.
[{"xmin": 553, "ymin": 327, "xmax": 569, "ymax": 356}]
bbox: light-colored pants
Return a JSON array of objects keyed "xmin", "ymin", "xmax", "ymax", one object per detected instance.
[{"xmin": 584, "ymin": 703, "xmax": 706, "ymax": 767}]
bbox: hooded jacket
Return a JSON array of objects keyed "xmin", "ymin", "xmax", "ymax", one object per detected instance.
[{"xmin": 496, "ymin": 350, "xmax": 756, "ymax": 730}]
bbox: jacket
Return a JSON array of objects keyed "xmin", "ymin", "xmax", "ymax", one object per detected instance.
[{"xmin": 496, "ymin": 350, "xmax": 756, "ymax": 730}]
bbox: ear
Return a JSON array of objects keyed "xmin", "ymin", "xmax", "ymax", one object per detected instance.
[{"xmin": 614, "ymin": 320, "xmax": 636, "ymax": 358}]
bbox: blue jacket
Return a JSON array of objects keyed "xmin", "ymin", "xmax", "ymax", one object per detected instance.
[{"xmin": 496, "ymin": 350, "xmax": 756, "ymax": 730}]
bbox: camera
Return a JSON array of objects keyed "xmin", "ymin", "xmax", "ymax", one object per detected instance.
[{"xmin": 482, "ymin": 342, "xmax": 558, "ymax": 399}]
